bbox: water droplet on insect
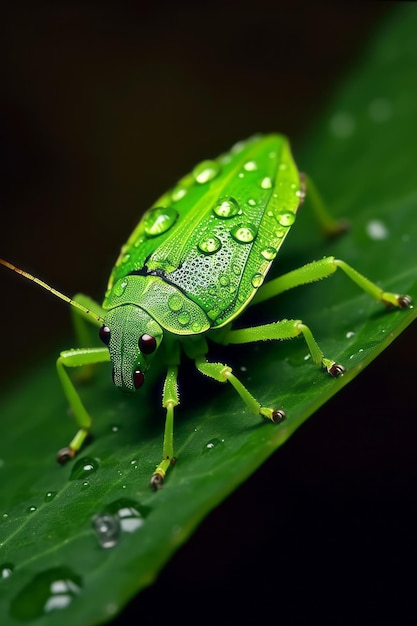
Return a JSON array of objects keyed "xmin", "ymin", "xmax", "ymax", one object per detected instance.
[
  {"xmin": 260, "ymin": 176, "xmax": 273, "ymax": 189},
  {"xmin": 192, "ymin": 321, "xmax": 202, "ymax": 332},
  {"xmin": 275, "ymin": 210, "xmax": 296, "ymax": 227},
  {"xmin": 121, "ymin": 253, "xmax": 130, "ymax": 264},
  {"xmin": 230, "ymin": 223, "xmax": 258, "ymax": 243},
  {"xmin": 219, "ymin": 274, "xmax": 230, "ymax": 287},
  {"xmin": 1, "ymin": 563, "xmax": 14, "ymax": 579},
  {"xmin": 143, "ymin": 206, "xmax": 178, "ymax": 236},
  {"xmin": 27, "ymin": 506, "xmax": 37, "ymax": 514},
  {"xmin": 274, "ymin": 225, "xmax": 287, "ymax": 238},
  {"xmin": 207, "ymin": 307, "xmax": 220, "ymax": 321},
  {"xmin": 365, "ymin": 219, "xmax": 389, "ymax": 241},
  {"xmin": 213, "ymin": 196, "xmax": 240, "ymax": 218},
  {"xmin": 261, "ymin": 246, "xmax": 277, "ymax": 261},
  {"xmin": 113, "ymin": 280, "xmax": 128, "ymax": 296},
  {"xmin": 10, "ymin": 567, "xmax": 82, "ymax": 620},
  {"xmin": 92, "ymin": 513, "xmax": 121, "ymax": 549},
  {"xmin": 197, "ymin": 234, "xmax": 222, "ymax": 255},
  {"xmin": 243, "ymin": 160, "xmax": 258, "ymax": 171},
  {"xmin": 329, "ymin": 111, "xmax": 355, "ymax": 138},
  {"xmin": 192, "ymin": 159, "xmax": 221, "ymax": 184},
  {"xmin": 44, "ymin": 491, "xmax": 57, "ymax": 503},
  {"xmin": 177, "ymin": 311, "xmax": 191, "ymax": 326},
  {"xmin": 202, "ymin": 438, "xmax": 224, "ymax": 453},
  {"xmin": 168, "ymin": 294, "xmax": 183, "ymax": 312},
  {"xmin": 251, "ymin": 273, "xmax": 264, "ymax": 288},
  {"xmin": 278, "ymin": 162, "xmax": 287, "ymax": 169},
  {"xmin": 69, "ymin": 457, "xmax": 99, "ymax": 481},
  {"xmin": 171, "ymin": 185, "xmax": 187, "ymax": 202}
]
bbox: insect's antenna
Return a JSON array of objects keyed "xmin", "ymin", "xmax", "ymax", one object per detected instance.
[{"xmin": 0, "ymin": 258, "xmax": 104, "ymax": 324}]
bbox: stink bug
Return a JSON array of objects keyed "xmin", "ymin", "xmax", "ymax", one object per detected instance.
[{"xmin": 0, "ymin": 134, "xmax": 412, "ymax": 489}]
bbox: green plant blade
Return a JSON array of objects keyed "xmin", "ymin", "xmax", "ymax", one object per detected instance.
[{"xmin": 1, "ymin": 7, "xmax": 417, "ymax": 625}]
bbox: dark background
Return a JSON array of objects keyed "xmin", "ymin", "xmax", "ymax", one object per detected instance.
[{"xmin": 1, "ymin": 2, "xmax": 416, "ymax": 624}]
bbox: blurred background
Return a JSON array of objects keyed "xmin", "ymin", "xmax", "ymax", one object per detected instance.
[{"xmin": 1, "ymin": 2, "xmax": 416, "ymax": 624}]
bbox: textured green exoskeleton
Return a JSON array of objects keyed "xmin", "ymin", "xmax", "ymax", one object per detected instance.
[{"xmin": 0, "ymin": 134, "xmax": 412, "ymax": 489}]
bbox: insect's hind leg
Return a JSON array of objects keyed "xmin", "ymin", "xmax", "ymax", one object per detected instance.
[
  {"xmin": 219, "ymin": 319, "xmax": 345, "ymax": 377},
  {"xmin": 195, "ymin": 355, "xmax": 286, "ymax": 424}
]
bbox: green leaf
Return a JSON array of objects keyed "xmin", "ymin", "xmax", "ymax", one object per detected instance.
[{"xmin": 1, "ymin": 7, "xmax": 416, "ymax": 625}]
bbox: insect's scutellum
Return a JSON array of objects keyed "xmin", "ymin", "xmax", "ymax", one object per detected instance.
[{"xmin": 0, "ymin": 134, "xmax": 412, "ymax": 490}]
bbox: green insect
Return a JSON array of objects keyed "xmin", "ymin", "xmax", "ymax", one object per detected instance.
[{"xmin": 0, "ymin": 134, "xmax": 412, "ymax": 489}]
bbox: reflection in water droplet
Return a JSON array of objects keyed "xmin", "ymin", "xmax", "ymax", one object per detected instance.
[
  {"xmin": 177, "ymin": 311, "xmax": 191, "ymax": 326},
  {"xmin": 251, "ymin": 273, "xmax": 264, "ymax": 288},
  {"xmin": 44, "ymin": 491, "xmax": 57, "ymax": 503},
  {"xmin": 275, "ymin": 211, "xmax": 296, "ymax": 226},
  {"xmin": 69, "ymin": 457, "xmax": 99, "ymax": 481},
  {"xmin": 192, "ymin": 160, "xmax": 221, "ymax": 184},
  {"xmin": 143, "ymin": 206, "xmax": 178, "ymax": 237},
  {"xmin": 113, "ymin": 280, "xmax": 128, "ymax": 297},
  {"xmin": 168, "ymin": 294, "xmax": 183, "ymax": 312},
  {"xmin": 1, "ymin": 563, "xmax": 14, "ymax": 579},
  {"xmin": 365, "ymin": 219, "xmax": 389, "ymax": 241},
  {"xmin": 243, "ymin": 160, "xmax": 258, "ymax": 171},
  {"xmin": 261, "ymin": 247, "xmax": 277, "ymax": 261},
  {"xmin": 260, "ymin": 176, "xmax": 273, "ymax": 189},
  {"xmin": 213, "ymin": 196, "xmax": 240, "ymax": 218},
  {"xmin": 10, "ymin": 567, "xmax": 82, "ymax": 620},
  {"xmin": 197, "ymin": 235, "xmax": 222, "ymax": 255},
  {"xmin": 92, "ymin": 514, "xmax": 121, "ymax": 549},
  {"xmin": 230, "ymin": 223, "xmax": 257, "ymax": 243},
  {"xmin": 202, "ymin": 438, "xmax": 224, "ymax": 453}
]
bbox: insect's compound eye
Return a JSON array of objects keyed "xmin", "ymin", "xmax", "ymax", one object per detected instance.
[
  {"xmin": 138, "ymin": 334, "xmax": 157, "ymax": 354},
  {"xmin": 99, "ymin": 325, "xmax": 111, "ymax": 345},
  {"xmin": 133, "ymin": 369, "xmax": 145, "ymax": 389}
]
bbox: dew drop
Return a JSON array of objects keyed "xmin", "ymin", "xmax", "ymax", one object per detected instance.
[
  {"xmin": 1, "ymin": 563, "xmax": 14, "ymax": 579},
  {"xmin": 113, "ymin": 280, "xmax": 128, "ymax": 297},
  {"xmin": 168, "ymin": 294, "xmax": 183, "ymax": 312},
  {"xmin": 92, "ymin": 514, "xmax": 121, "ymax": 549},
  {"xmin": 248, "ymin": 198, "xmax": 257, "ymax": 206},
  {"xmin": 69, "ymin": 457, "xmax": 99, "ymax": 481},
  {"xmin": 260, "ymin": 176, "xmax": 273, "ymax": 189},
  {"xmin": 171, "ymin": 186, "xmax": 187, "ymax": 202},
  {"xmin": 192, "ymin": 159, "xmax": 221, "ymax": 184},
  {"xmin": 177, "ymin": 311, "xmax": 191, "ymax": 326},
  {"xmin": 243, "ymin": 160, "xmax": 258, "ymax": 171},
  {"xmin": 275, "ymin": 210, "xmax": 296, "ymax": 227},
  {"xmin": 219, "ymin": 274, "xmax": 230, "ymax": 287},
  {"xmin": 143, "ymin": 206, "xmax": 178, "ymax": 237},
  {"xmin": 251, "ymin": 273, "xmax": 264, "ymax": 288},
  {"xmin": 197, "ymin": 234, "xmax": 222, "ymax": 255},
  {"xmin": 202, "ymin": 438, "xmax": 224, "ymax": 453},
  {"xmin": 261, "ymin": 246, "xmax": 277, "ymax": 261},
  {"xmin": 10, "ymin": 567, "xmax": 82, "ymax": 620},
  {"xmin": 27, "ymin": 506, "xmax": 37, "ymax": 514},
  {"xmin": 365, "ymin": 219, "xmax": 389, "ymax": 241},
  {"xmin": 230, "ymin": 223, "xmax": 258, "ymax": 244},
  {"xmin": 44, "ymin": 491, "xmax": 57, "ymax": 503},
  {"xmin": 346, "ymin": 331, "xmax": 355, "ymax": 339},
  {"xmin": 213, "ymin": 196, "xmax": 240, "ymax": 219}
]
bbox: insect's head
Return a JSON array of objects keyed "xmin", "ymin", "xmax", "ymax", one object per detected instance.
[{"xmin": 100, "ymin": 305, "xmax": 163, "ymax": 392}]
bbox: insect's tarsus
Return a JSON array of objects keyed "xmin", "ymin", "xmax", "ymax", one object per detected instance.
[{"xmin": 0, "ymin": 258, "xmax": 104, "ymax": 323}]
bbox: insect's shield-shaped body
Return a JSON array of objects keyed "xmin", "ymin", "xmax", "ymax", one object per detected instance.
[{"xmin": 100, "ymin": 134, "xmax": 301, "ymax": 394}]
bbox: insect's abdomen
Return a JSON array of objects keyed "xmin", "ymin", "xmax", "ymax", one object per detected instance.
[{"xmin": 105, "ymin": 134, "xmax": 302, "ymax": 330}]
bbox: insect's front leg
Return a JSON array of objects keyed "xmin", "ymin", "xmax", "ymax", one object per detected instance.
[
  {"xmin": 56, "ymin": 347, "xmax": 111, "ymax": 463},
  {"xmin": 71, "ymin": 293, "xmax": 105, "ymax": 381}
]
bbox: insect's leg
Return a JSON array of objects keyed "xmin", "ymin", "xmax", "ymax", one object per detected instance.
[
  {"xmin": 220, "ymin": 319, "xmax": 345, "ymax": 377},
  {"xmin": 252, "ymin": 256, "xmax": 412, "ymax": 309},
  {"xmin": 302, "ymin": 174, "xmax": 349, "ymax": 237},
  {"xmin": 150, "ymin": 365, "xmax": 180, "ymax": 490},
  {"xmin": 56, "ymin": 347, "xmax": 111, "ymax": 462},
  {"xmin": 194, "ymin": 355, "xmax": 285, "ymax": 425}
]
